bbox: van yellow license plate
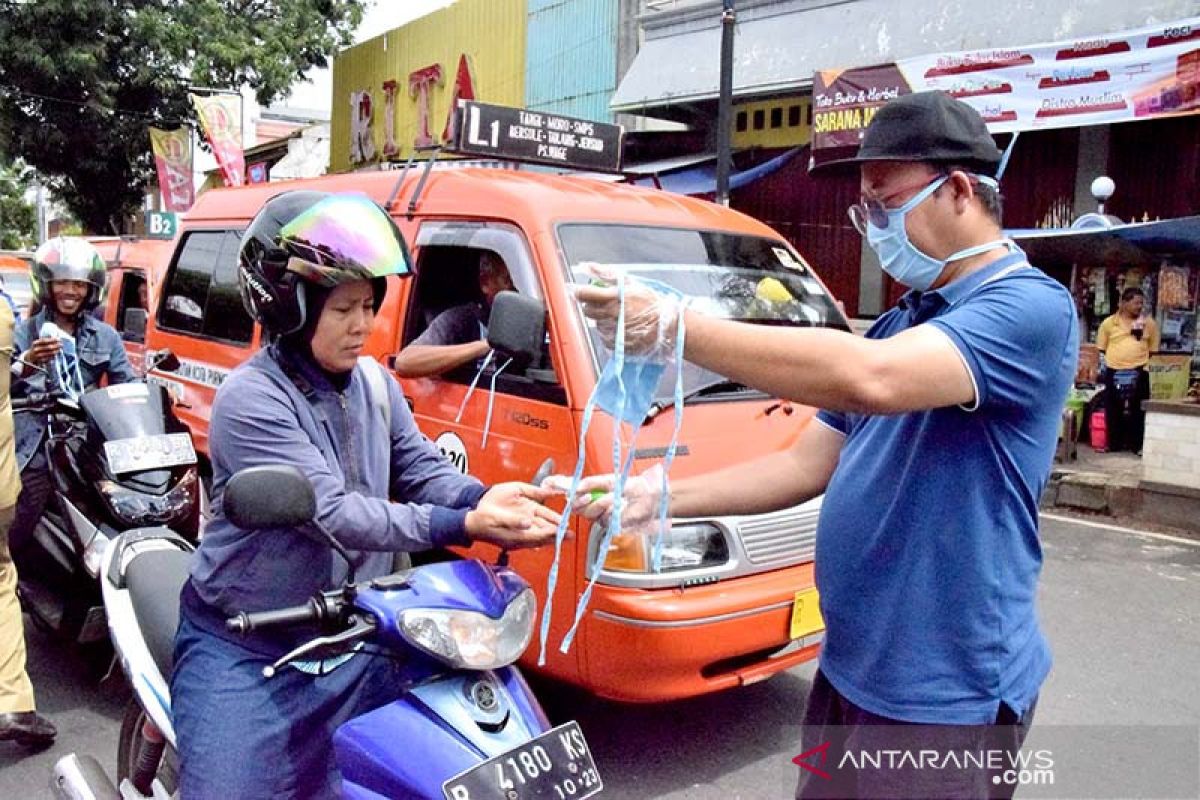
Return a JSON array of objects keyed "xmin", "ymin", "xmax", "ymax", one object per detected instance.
[{"xmin": 789, "ymin": 589, "xmax": 824, "ymax": 640}]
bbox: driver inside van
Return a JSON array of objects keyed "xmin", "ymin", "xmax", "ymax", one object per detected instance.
[{"xmin": 392, "ymin": 251, "xmax": 514, "ymax": 378}]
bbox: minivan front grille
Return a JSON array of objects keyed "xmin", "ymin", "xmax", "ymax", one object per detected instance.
[{"xmin": 737, "ymin": 504, "xmax": 820, "ymax": 566}]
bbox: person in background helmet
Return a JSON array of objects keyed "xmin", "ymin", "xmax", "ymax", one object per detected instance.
[
  {"xmin": 9, "ymin": 237, "xmax": 136, "ymax": 557},
  {"xmin": 171, "ymin": 191, "xmax": 560, "ymax": 798}
]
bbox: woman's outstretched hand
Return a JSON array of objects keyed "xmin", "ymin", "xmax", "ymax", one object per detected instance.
[{"xmin": 465, "ymin": 482, "xmax": 562, "ymax": 549}]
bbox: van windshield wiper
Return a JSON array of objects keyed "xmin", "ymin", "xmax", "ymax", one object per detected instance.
[{"xmin": 646, "ymin": 379, "xmax": 756, "ymax": 420}]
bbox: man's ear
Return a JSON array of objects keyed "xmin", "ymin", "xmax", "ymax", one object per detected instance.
[{"xmin": 948, "ymin": 171, "xmax": 975, "ymax": 214}]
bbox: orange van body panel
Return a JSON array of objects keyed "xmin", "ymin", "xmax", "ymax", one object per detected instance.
[
  {"xmin": 581, "ymin": 562, "xmax": 821, "ymax": 702},
  {"xmin": 95, "ymin": 237, "xmax": 175, "ymax": 373}
]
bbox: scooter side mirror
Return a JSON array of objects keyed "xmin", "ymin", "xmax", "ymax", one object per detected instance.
[
  {"xmin": 224, "ymin": 465, "xmax": 316, "ymax": 530},
  {"xmin": 147, "ymin": 349, "xmax": 180, "ymax": 373}
]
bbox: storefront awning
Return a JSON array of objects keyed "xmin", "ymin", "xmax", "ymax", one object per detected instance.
[
  {"xmin": 1009, "ymin": 215, "xmax": 1200, "ymax": 270},
  {"xmin": 611, "ymin": 8, "xmax": 824, "ymax": 113}
]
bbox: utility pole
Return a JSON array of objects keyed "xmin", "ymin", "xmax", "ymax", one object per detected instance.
[
  {"xmin": 35, "ymin": 181, "xmax": 47, "ymax": 245},
  {"xmin": 714, "ymin": 0, "xmax": 736, "ymax": 206}
]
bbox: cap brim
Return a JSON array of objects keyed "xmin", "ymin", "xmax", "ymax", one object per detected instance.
[{"xmin": 807, "ymin": 150, "xmax": 915, "ymax": 175}]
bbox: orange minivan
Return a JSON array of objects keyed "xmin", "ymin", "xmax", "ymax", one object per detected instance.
[{"xmin": 142, "ymin": 165, "xmax": 850, "ymax": 702}]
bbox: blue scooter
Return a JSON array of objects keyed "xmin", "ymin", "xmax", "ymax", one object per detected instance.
[{"xmin": 51, "ymin": 465, "xmax": 603, "ymax": 800}]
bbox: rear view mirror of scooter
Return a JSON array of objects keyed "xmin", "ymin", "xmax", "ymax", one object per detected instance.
[
  {"xmin": 223, "ymin": 464, "xmax": 316, "ymax": 529},
  {"xmin": 144, "ymin": 348, "xmax": 180, "ymax": 374},
  {"xmin": 223, "ymin": 464, "xmax": 358, "ymax": 585}
]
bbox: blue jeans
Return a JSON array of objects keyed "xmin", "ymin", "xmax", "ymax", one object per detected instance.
[{"xmin": 171, "ymin": 612, "xmax": 404, "ymax": 799}]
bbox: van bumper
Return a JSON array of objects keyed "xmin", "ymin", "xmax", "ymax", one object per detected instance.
[{"xmin": 568, "ymin": 562, "xmax": 821, "ymax": 703}]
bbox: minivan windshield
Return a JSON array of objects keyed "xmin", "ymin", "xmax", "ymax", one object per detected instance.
[{"xmin": 559, "ymin": 224, "xmax": 849, "ymax": 405}]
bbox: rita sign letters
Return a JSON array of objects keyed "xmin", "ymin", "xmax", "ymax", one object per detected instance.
[{"xmin": 453, "ymin": 101, "xmax": 624, "ymax": 173}]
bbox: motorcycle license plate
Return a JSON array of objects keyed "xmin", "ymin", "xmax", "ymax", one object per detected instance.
[
  {"xmin": 442, "ymin": 721, "xmax": 602, "ymax": 800},
  {"xmin": 104, "ymin": 433, "xmax": 197, "ymax": 474}
]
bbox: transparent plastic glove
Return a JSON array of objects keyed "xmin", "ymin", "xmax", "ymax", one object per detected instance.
[
  {"xmin": 573, "ymin": 263, "xmax": 686, "ymax": 360},
  {"xmin": 547, "ymin": 463, "xmax": 668, "ymax": 537}
]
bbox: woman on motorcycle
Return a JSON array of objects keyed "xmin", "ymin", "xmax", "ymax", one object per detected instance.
[{"xmin": 171, "ymin": 191, "xmax": 560, "ymax": 798}]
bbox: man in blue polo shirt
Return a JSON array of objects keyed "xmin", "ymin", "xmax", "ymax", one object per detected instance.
[{"xmin": 573, "ymin": 91, "xmax": 1077, "ymax": 799}]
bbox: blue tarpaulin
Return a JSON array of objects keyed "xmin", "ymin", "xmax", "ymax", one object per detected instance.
[
  {"xmin": 1008, "ymin": 215, "xmax": 1200, "ymax": 269},
  {"xmin": 631, "ymin": 147, "xmax": 802, "ymax": 196}
]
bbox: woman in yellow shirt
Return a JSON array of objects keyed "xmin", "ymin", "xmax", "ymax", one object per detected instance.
[{"xmin": 1096, "ymin": 287, "xmax": 1160, "ymax": 454}]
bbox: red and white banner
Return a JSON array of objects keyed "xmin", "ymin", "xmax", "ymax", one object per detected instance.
[
  {"xmin": 148, "ymin": 126, "xmax": 194, "ymax": 211},
  {"xmin": 189, "ymin": 92, "xmax": 244, "ymax": 187},
  {"xmin": 813, "ymin": 16, "xmax": 1200, "ymax": 157}
]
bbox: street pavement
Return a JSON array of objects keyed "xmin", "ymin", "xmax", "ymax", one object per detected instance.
[{"xmin": 2, "ymin": 514, "xmax": 1197, "ymax": 799}]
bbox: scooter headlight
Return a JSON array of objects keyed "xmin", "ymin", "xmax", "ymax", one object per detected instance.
[{"xmin": 399, "ymin": 589, "xmax": 536, "ymax": 670}]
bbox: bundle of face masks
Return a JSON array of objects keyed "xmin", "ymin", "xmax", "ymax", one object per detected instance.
[
  {"xmin": 537, "ymin": 269, "xmax": 688, "ymax": 664},
  {"xmin": 39, "ymin": 322, "xmax": 86, "ymax": 402}
]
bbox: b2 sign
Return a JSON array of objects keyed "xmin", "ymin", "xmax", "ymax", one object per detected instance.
[{"xmin": 146, "ymin": 211, "xmax": 178, "ymax": 239}]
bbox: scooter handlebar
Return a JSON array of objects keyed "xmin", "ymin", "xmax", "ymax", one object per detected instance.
[
  {"xmin": 11, "ymin": 392, "xmax": 55, "ymax": 412},
  {"xmin": 226, "ymin": 601, "xmax": 321, "ymax": 635}
]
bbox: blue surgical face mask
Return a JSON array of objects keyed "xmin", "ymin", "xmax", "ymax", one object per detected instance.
[
  {"xmin": 863, "ymin": 174, "xmax": 1004, "ymax": 292},
  {"xmin": 39, "ymin": 322, "xmax": 85, "ymax": 401},
  {"xmin": 538, "ymin": 274, "xmax": 687, "ymax": 665},
  {"xmin": 591, "ymin": 277, "xmax": 683, "ymax": 425}
]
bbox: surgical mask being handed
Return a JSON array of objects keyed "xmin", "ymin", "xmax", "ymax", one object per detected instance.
[{"xmin": 851, "ymin": 174, "xmax": 1003, "ymax": 292}]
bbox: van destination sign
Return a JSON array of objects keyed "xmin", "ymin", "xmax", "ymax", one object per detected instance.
[{"xmin": 453, "ymin": 100, "xmax": 623, "ymax": 173}]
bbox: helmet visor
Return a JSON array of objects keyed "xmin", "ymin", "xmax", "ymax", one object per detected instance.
[{"xmin": 279, "ymin": 194, "xmax": 411, "ymax": 286}]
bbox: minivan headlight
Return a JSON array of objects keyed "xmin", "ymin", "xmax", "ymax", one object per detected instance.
[
  {"xmin": 601, "ymin": 522, "xmax": 729, "ymax": 574},
  {"xmin": 399, "ymin": 589, "xmax": 536, "ymax": 669}
]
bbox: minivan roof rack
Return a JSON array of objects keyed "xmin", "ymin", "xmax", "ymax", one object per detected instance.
[{"xmin": 383, "ymin": 144, "xmax": 443, "ymax": 220}]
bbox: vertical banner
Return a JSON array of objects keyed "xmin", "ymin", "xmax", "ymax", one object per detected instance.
[
  {"xmin": 148, "ymin": 126, "xmax": 195, "ymax": 212},
  {"xmin": 189, "ymin": 92, "xmax": 245, "ymax": 187}
]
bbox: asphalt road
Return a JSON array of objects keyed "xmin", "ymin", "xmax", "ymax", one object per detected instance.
[{"xmin": 2, "ymin": 513, "xmax": 1197, "ymax": 799}]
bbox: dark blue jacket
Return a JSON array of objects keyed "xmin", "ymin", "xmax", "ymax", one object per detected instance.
[
  {"xmin": 13, "ymin": 309, "xmax": 137, "ymax": 469},
  {"xmin": 188, "ymin": 345, "xmax": 485, "ymax": 624}
]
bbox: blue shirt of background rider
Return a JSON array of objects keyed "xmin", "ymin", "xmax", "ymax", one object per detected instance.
[
  {"xmin": 12, "ymin": 306, "xmax": 137, "ymax": 469},
  {"xmin": 812, "ymin": 251, "xmax": 1078, "ymax": 725}
]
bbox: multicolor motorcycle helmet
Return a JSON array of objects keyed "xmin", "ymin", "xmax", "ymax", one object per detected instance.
[
  {"xmin": 237, "ymin": 190, "xmax": 412, "ymax": 335},
  {"xmin": 31, "ymin": 237, "xmax": 108, "ymax": 313}
]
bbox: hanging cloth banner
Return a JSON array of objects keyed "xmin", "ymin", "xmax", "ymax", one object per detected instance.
[
  {"xmin": 189, "ymin": 92, "xmax": 245, "ymax": 187},
  {"xmin": 811, "ymin": 15, "xmax": 1200, "ymax": 167},
  {"xmin": 148, "ymin": 126, "xmax": 195, "ymax": 212}
]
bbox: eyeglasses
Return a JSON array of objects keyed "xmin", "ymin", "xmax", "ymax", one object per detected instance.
[
  {"xmin": 847, "ymin": 176, "xmax": 945, "ymax": 235},
  {"xmin": 848, "ymin": 172, "xmax": 1000, "ymax": 235}
]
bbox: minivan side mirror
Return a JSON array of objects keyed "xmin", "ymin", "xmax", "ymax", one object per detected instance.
[
  {"xmin": 487, "ymin": 291, "xmax": 546, "ymax": 370},
  {"xmin": 123, "ymin": 308, "xmax": 148, "ymax": 342},
  {"xmin": 224, "ymin": 465, "xmax": 316, "ymax": 530}
]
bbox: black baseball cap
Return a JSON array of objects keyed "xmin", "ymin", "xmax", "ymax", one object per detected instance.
[{"xmin": 830, "ymin": 91, "xmax": 1003, "ymax": 175}]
